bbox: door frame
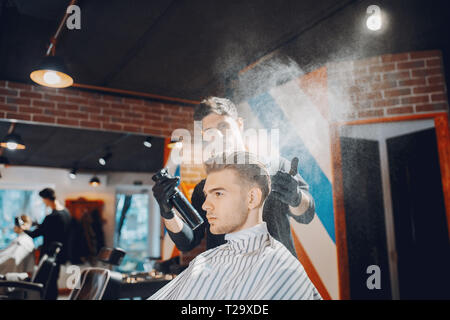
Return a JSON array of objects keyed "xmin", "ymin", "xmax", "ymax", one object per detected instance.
[{"xmin": 330, "ymin": 112, "xmax": 450, "ymax": 300}]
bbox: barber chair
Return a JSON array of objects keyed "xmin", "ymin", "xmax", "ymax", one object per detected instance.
[
  {"xmin": 0, "ymin": 241, "xmax": 63, "ymax": 300},
  {"xmin": 68, "ymin": 268, "xmax": 111, "ymax": 300}
]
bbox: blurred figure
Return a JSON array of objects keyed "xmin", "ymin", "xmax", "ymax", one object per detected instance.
[
  {"xmin": 23, "ymin": 188, "xmax": 71, "ymax": 300},
  {"xmin": 0, "ymin": 215, "xmax": 35, "ymax": 274}
]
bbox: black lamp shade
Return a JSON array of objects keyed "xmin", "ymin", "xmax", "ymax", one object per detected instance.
[
  {"xmin": 90, "ymin": 176, "xmax": 101, "ymax": 187},
  {"xmin": 30, "ymin": 56, "xmax": 73, "ymax": 88},
  {"xmin": 0, "ymin": 133, "xmax": 26, "ymax": 150}
]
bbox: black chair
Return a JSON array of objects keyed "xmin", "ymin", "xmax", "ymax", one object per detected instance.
[
  {"xmin": 69, "ymin": 268, "xmax": 111, "ymax": 300},
  {"xmin": 0, "ymin": 241, "xmax": 62, "ymax": 300}
]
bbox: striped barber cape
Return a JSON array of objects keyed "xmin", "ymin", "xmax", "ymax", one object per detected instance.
[{"xmin": 149, "ymin": 222, "xmax": 322, "ymax": 300}]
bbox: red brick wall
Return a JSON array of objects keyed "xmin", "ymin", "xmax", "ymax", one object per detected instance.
[
  {"xmin": 0, "ymin": 80, "xmax": 194, "ymax": 137},
  {"xmin": 327, "ymin": 50, "xmax": 448, "ymax": 122}
]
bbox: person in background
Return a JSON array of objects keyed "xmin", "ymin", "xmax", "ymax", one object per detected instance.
[
  {"xmin": 22, "ymin": 188, "xmax": 71, "ymax": 300},
  {"xmin": 0, "ymin": 215, "xmax": 35, "ymax": 275}
]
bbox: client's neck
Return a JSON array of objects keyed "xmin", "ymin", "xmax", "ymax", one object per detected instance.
[{"xmin": 232, "ymin": 207, "xmax": 263, "ymax": 233}]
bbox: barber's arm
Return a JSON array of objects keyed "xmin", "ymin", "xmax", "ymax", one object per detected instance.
[
  {"xmin": 153, "ymin": 177, "xmax": 206, "ymax": 252},
  {"xmin": 23, "ymin": 219, "xmax": 47, "ymax": 238},
  {"xmin": 271, "ymin": 158, "xmax": 316, "ymax": 224}
]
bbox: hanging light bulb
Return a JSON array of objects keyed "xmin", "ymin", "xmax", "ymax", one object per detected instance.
[
  {"xmin": 98, "ymin": 151, "xmax": 112, "ymax": 166},
  {"xmin": 0, "ymin": 133, "xmax": 26, "ymax": 150},
  {"xmin": 90, "ymin": 176, "xmax": 101, "ymax": 187},
  {"xmin": 69, "ymin": 168, "xmax": 77, "ymax": 179},
  {"xmin": 143, "ymin": 137, "xmax": 152, "ymax": 148},
  {"xmin": 30, "ymin": 56, "xmax": 73, "ymax": 88},
  {"xmin": 366, "ymin": 5, "xmax": 382, "ymax": 31}
]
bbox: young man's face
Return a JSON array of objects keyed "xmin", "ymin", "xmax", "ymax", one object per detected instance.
[
  {"xmin": 202, "ymin": 113, "xmax": 246, "ymax": 158},
  {"xmin": 42, "ymin": 198, "xmax": 53, "ymax": 208},
  {"xmin": 202, "ymin": 168, "xmax": 249, "ymax": 235}
]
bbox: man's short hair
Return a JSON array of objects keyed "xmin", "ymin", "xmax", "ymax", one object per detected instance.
[
  {"xmin": 39, "ymin": 188, "xmax": 56, "ymax": 201},
  {"xmin": 194, "ymin": 96, "xmax": 239, "ymax": 121},
  {"xmin": 204, "ymin": 152, "xmax": 271, "ymax": 203}
]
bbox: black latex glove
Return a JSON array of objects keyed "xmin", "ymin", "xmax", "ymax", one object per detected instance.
[
  {"xmin": 152, "ymin": 176, "xmax": 180, "ymax": 219},
  {"xmin": 271, "ymin": 171, "xmax": 302, "ymax": 207}
]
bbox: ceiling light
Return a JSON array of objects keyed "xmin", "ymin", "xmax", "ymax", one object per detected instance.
[
  {"xmin": 69, "ymin": 168, "xmax": 77, "ymax": 179},
  {"xmin": 30, "ymin": 56, "xmax": 73, "ymax": 88},
  {"xmin": 366, "ymin": 5, "xmax": 382, "ymax": 31},
  {"xmin": 0, "ymin": 133, "xmax": 26, "ymax": 150},
  {"xmin": 99, "ymin": 152, "xmax": 112, "ymax": 166},
  {"xmin": 143, "ymin": 137, "xmax": 152, "ymax": 148},
  {"xmin": 90, "ymin": 176, "xmax": 100, "ymax": 187}
]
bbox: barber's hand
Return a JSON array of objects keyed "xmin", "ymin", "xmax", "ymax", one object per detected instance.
[
  {"xmin": 152, "ymin": 176, "xmax": 180, "ymax": 219},
  {"xmin": 271, "ymin": 171, "xmax": 302, "ymax": 207}
]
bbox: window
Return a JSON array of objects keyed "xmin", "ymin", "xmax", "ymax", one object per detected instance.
[
  {"xmin": 0, "ymin": 189, "xmax": 46, "ymax": 249},
  {"xmin": 114, "ymin": 192, "xmax": 150, "ymax": 272}
]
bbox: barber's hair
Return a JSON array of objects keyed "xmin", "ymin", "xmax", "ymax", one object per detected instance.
[
  {"xmin": 39, "ymin": 188, "xmax": 56, "ymax": 201},
  {"xmin": 194, "ymin": 96, "xmax": 239, "ymax": 121},
  {"xmin": 204, "ymin": 152, "xmax": 271, "ymax": 204}
]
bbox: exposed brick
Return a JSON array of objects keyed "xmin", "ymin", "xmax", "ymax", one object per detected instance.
[
  {"xmin": 386, "ymin": 106, "xmax": 414, "ymax": 115},
  {"xmin": 431, "ymin": 93, "xmax": 448, "ymax": 102},
  {"xmin": 397, "ymin": 60, "xmax": 425, "ymax": 70},
  {"xmin": 67, "ymin": 96, "xmax": 89, "ymax": 105},
  {"xmin": 369, "ymin": 64, "xmax": 396, "ymax": 73},
  {"xmin": 150, "ymin": 121, "xmax": 170, "ymax": 129},
  {"xmin": 358, "ymin": 109, "xmax": 384, "ymax": 118},
  {"xmin": 415, "ymin": 103, "xmax": 448, "ymax": 113},
  {"xmin": 398, "ymin": 78, "xmax": 426, "ymax": 87},
  {"xmin": 428, "ymin": 75, "xmax": 444, "ymax": 85},
  {"xmin": 370, "ymin": 81, "xmax": 397, "ymax": 91},
  {"xmin": 0, "ymin": 104, "xmax": 18, "ymax": 112},
  {"xmin": 89, "ymin": 114, "xmax": 111, "ymax": 122},
  {"xmin": 102, "ymin": 95, "xmax": 123, "ymax": 102},
  {"xmin": 426, "ymin": 58, "xmax": 442, "ymax": 67},
  {"xmin": 144, "ymin": 114, "xmax": 163, "ymax": 121},
  {"xmin": 0, "ymin": 80, "xmax": 7, "ymax": 87},
  {"xmin": 6, "ymin": 112, "xmax": 31, "ymax": 121},
  {"xmin": 381, "ymin": 53, "xmax": 409, "ymax": 63},
  {"xmin": 88, "ymin": 99, "xmax": 110, "ymax": 108},
  {"xmin": 44, "ymin": 93, "xmax": 66, "ymax": 102},
  {"xmin": 409, "ymin": 50, "xmax": 441, "ymax": 59},
  {"xmin": 57, "ymin": 88, "xmax": 79, "ymax": 96},
  {"xmin": 123, "ymin": 111, "xmax": 142, "ymax": 118},
  {"xmin": 413, "ymin": 85, "xmax": 445, "ymax": 94},
  {"xmin": 44, "ymin": 109, "xmax": 67, "ymax": 117},
  {"xmin": 110, "ymin": 103, "xmax": 130, "ymax": 111},
  {"xmin": 412, "ymin": 68, "xmax": 442, "ymax": 78},
  {"xmin": 123, "ymin": 98, "xmax": 144, "ymax": 105},
  {"xmin": 33, "ymin": 100, "xmax": 55, "ymax": 108},
  {"xmin": 67, "ymin": 111, "xmax": 89, "ymax": 119},
  {"xmin": 384, "ymin": 88, "xmax": 411, "ymax": 98},
  {"xmin": 132, "ymin": 105, "xmax": 151, "ymax": 113},
  {"xmin": 57, "ymin": 118, "xmax": 79, "ymax": 126},
  {"xmin": 18, "ymin": 106, "xmax": 43, "ymax": 114},
  {"xmin": 79, "ymin": 91, "xmax": 101, "ymax": 99},
  {"xmin": 111, "ymin": 117, "xmax": 132, "ymax": 124},
  {"xmin": 80, "ymin": 121, "xmax": 101, "ymax": 129},
  {"xmin": 6, "ymin": 97, "xmax": 31, "ymax": 105},
  {"xmin": 383, "ymin": 71, "xmax": 410, "ymax": 81},
  {"xmin": 7, "ymin": 82, "xmax": 31, "ymax": 90},
  {"xmin": 0, "ymin": 96, "xmax": 4, "ymax": 103},
  {"xmin": 80, "ymin": 105, "xmax": 101, "ymax": 114},
  {"xmin": 0, "ymin": 88, "xmax": 18, "ymax": 96},
  {"xmin": 57, "ymin": 103, "xmax": 79, "ymax": 111},
  {"xmin": 32, "ymin": 86, "xmax": 58, "ymax": 94},
  {"xmin": 32, "ymin": 115, "xmax": 55, "ymax": 123},
  {"xmin": 122, "ymin": 125, "xmax": 143, "ymax": 133},
  {"xmin": 401, "ymin": 95, "xmax": 430, "ymax": 104},
  {"xmin": 102, "ymin": 123, "xmax": 123, "ymax": 131},
  {"xmin": 102, "ymin": 109, "xmax": 122, "ymax": 117},
  {"xmin": 20, "ymin": 91, "xmax": 43, "ymax": 99},
  {"xmin": 353, "ymin": 56, "xmax": 380, "ymax": 67}
]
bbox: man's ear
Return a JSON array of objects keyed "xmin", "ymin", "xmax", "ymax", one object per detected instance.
[{"xmin": 247, "ymin": 187, "xmax": 263, "ymax": 210}]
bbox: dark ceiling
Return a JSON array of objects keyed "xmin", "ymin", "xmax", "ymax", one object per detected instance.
[
  {"xmin": 1, "ymin": 0, "xmax": 449, "ymax": 102},
  {"xmin": 0, "ymin": 120, "xmax": 165, "ymax": 173}
]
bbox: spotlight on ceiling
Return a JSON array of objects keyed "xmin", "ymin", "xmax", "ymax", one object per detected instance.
[
  {"xmin": 143, "ymin": 137, "xmax": 152, "ymax": 148},
  {"xmin": 69, "ymin": 168, "xmax": 77, "ymax": 180},
  {"xmin": 30, "ymin": 56, "xmax": 74, "ymax": 88},
  {"xmin": 89, "ymin": 176, "xmax": 101, "ymax": 187},
  {"xmin": 366, "ymin": 5, "xmax": 382, "ymax": 31},
  {"xmin": 0, "ymin": 133, "xmax": 26, "ymax": 150},
  {"xmin": 98, "ymin": 152, "xmax": 112, "ymax": 166}
]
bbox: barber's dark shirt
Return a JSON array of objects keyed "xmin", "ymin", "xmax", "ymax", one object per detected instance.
[
  {"xmin": 25, "ymin": 209, "xmax": 71, "ymax": 264},
  {"xmin": 168, "ymin": 157, "xmax": 316, "ymax": 258}
]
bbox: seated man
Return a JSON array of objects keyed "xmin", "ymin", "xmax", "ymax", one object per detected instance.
[
  {"xmin": 150, "ymin": 152, "xmax": 321, "ymax": 300},
  {"xmin": 0, "ymin": 215, "xmax": 35, "ymax": 275}
]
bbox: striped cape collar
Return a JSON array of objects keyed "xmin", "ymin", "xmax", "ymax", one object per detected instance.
[{"xmin": 224, "ymin": 222, "xmax": 269, "ymax": 245}]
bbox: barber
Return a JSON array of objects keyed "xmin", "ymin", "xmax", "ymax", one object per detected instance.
[
  {"xmin": 153, "ymin": 97, "xmax": 315, "ymax": 258},
  {"xmin": 22, "ymin": 188, "xmax": 71, "ymax": 299}
]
